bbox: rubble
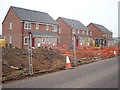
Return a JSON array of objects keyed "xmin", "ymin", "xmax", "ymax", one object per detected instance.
[{"xmin": 2, "ymin": 47, "xmax": 65, "ymax": 82}]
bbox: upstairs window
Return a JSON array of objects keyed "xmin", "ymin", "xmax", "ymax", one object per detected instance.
[
  {"xmin": 72, "ymin": 29, "xmax": 76, "ymax": 34},
  {"xmin": 36, "ymin": 23, "xmax": 39, "ymax": 29},
  {"xmin": 59, "ymin": 28, "xmax": 61, "ymax": 33},
  {"xmin": 10, "ymin": 23, "xmax": 12, "ymax": 30},
  {"xmin": 46, "ymin": 25, "xmax": 49, "ymax": 30},
  {"xmin": 52, "ymin": 25, "xmax": 57, "ymax": 32},
  {"xmin": 86, "ymin": 30, "xmax": 89, "ymax": 35},
  {"xmin": 78, "ymin": 29, "xmax": 80, "ymax": 34},
  {"xmin": 83, "ymin": 30, "xmax": 85, "ymax": 34},
  {"xmin": 24, "ymin": 22, "xmax": 31, "ymax": 29},
  {"xmin": 90, "ymin": 31, "xmax": 93, "ymax": 36}
]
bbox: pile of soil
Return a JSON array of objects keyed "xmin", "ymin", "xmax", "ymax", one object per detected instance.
[{"xmin": 2, "ymin": 47, "xmax": 66, "ymax": 81}]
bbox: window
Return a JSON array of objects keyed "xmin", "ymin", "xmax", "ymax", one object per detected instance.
[
  {"xmin": 24, "ymin": 22, "xmax": 31, "ymax": 29},
  {"xmin": 4, "ymin": 36, "xmax": 6, "ymax": 39},
  {"xmin": 78, "ymin": 29, "xmax": 80, "ymax": 34},
  {"xmin": 72, "ymin": 29, "xmax": 76, "ymax": 34},
  {"xmin": 86, "ymin": 30, "xmax": 89, "ymax": 35},
  {"xmin": 59, "ymin": 28, "xmax": 61, "ymax": 33},
  {"xmin": 48, "ymin": 38, "xmax": 51, "ymax": 43},
  {"xmin": 36, "ymin": 24, "xmax": 39, "ymax": 29},
  {"xmin": 10, "ymin": 23, "xmax": 12, "ymax": 30},
  {"xmin": 10, "ymin": 36, "xmax": 12, "ymax": 43},
  {"xmin": 42, "ymin": 38, "xmax": 45, "ymax": 43},
  {"xmin": 83, "ymin": 30, "xmax": 85, "ymax": 34},
  {"xmin": 52, "ymin": 25, "xmax": 57, "ymax": 32},
  {"xmin": 58, "ymin": 38, "xmax": 60, "ymax": 43},
  {"xmin": 24, "ymin": 37, "xmax": 29, "ymax": 45},
  {"xmin": 46, "ymin": 25, "xmax": 49, "ymax": 30},
  {"xmin": 90, "ymin": 31, "xmax": 93, "ymax": 36}
]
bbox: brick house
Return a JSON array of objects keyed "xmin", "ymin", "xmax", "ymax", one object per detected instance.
[
  {"xmin": 87, "ymin": 23, "xmax": 113, "ymax": 47},
  {"xmin": 2, "ymin": 6, "xmax": 59, "ymax": 48},
  {"xmin": 56, "ymin": 17, "xmax": 91, "ymax": 46}
]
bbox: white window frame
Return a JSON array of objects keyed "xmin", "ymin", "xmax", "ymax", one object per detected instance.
[
  {"xmin": 90, "ymin": 31, "xmax": 93, "ymax": 36},
  {"xmin": 4, "ymin": 36, "xmax": 6, "ymax": 39},
  {"xmin": 24, "ymin": 22, "xmax": 31, "ymax": 29},
  {"xmin": 10, "ymin": 22, "xmax": 12, "ymax": 30},
  {"xmin": 10, "ymin": 36, "xmax": 12, "ymax": 43},
  {"xmin": 78, "ymin": 29, "xmax": 80, "ymax": 34},
  {"xmin": 86, "ymin": 30, "xmax": 89, "ymax": 35},
  {"xmin": 36, "ymin": 23, "xmax": 39, "ymax": 29},
  {"xmin": 42, "ymin": 38, "xmax": 46, "ymax": 43},
  {"xmin": 52, "ymin": 25, "xmax": 57, "ymax": 32},
  {"xmin": 83, "ymin": 30, "xmax": 85, "ymax": 34},
  {"xmin": 24, "ymin": 37, "xmax": 29, "ymax": 45},
  {"xmin": 46, "ymin": 25, "xmax": 49, "ymax": 30},
  {"xmin": 72, "ymin": 29, "xmax": 76, "ymax": 34},
  {"xmin": 48, "ymin": 38, "xmax": 51, "ymax": 44},
  {"xmin": 59, "ymin": 28, "xmax": 61, "ymax": 33}
]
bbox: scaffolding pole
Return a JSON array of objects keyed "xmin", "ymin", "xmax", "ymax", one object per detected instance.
[
  {"xmin": 28, "ymin": 34, "xmax": 33, "ymax": 75},
  {"xmin": 73, "ymin": 35, "xmax": 77, "ymax": 66}
]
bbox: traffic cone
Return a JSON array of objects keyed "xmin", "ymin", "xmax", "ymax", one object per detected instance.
[
  {"xmin": 65, "ymin": 52, "xmax": 73, "ymax": 69},
  {"xmin": 114, "ymin": 50, "xmax": 117, "ymax": 56}
]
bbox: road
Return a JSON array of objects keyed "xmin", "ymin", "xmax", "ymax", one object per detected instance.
[{"xmin": 3, "ymin": 57, "xmax": 118, "ymax": 88}]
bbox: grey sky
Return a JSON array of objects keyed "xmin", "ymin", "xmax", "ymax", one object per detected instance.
[{"xmin": 0, "ymin": 0, "xmax": 119, "ymax": 37}]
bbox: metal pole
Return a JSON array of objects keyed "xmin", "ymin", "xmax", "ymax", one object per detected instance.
[
  {"xmin": 99, "ymin": 39, "xmax": 101, "ymax": 61},
  {"xmin": 73, "ymin": 35, "xmax": 77, "ymax": 66},
  {"xmin": 28, "ymin": 34, "xmax": 33, "ymax": 75}
]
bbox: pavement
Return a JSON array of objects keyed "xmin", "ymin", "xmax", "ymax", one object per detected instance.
[{"xmin": 2, "ymin": 57, "xmax": 118, "ymax": 88}]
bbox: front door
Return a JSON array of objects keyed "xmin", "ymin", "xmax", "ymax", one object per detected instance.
[
  {"xmin": 32, "ymin": 38, "xmax": 35, "ymax": 47},
  {"xmin": 76, "ymin": 39, "xmax": 79, "ymax": 46}
]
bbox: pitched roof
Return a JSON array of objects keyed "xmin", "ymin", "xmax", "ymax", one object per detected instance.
[
  {"xmin": 59, "ymin": 17, "xmax": 89, "ymax": 31},
  {"xmin": 11, "ymin": 6, "xmax": 59, "ymax": 25},
  {"xmin": 91, "ymin": 23, "xmax": 112, "ymax": 34},
  {"xmin": 29, "ymin": 31, "xmax": 58, "ymax": 38}
]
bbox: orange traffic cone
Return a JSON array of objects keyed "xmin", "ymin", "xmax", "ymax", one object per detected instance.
[
  {"xmin": 114, "ymin": 50, "xmax": 117, "ymax": 56},
  {"xmin": 65, "ymin": 52, "xmax": 73, "ymax": 69}
]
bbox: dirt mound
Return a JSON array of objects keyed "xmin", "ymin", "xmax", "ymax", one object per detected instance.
[{"xmin": 2, "ymin": 47, "xmax": 65, "ymax": 81}]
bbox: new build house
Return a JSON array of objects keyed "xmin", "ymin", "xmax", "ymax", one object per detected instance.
[
  {"xmin": 87, "ymin": 23, "xmax": 113, "ymax": 47},
  {"xmin": 2, "ymin": 6, "xmax": 59, "ymax": 48},
  {"xmin": 56, "ymin": 17, "xmax": 93, "ymax": 46}
]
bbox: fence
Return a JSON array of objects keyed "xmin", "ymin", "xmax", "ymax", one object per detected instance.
[{"xmin": 1, "ymin": 34, "xmax": 119, "ymax": 81}]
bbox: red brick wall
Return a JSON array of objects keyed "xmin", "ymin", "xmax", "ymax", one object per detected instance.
[
  {"xmin": 56, "ymin": 18, "xmax": 90, "ymax": 46},
  {"xmin": 56, "ymin": 18, "xmax": 72, "ymax": 46},
  {"xmin": 2, "ymin": 8, "xmax": 23, "ymax": 48},
  {"xmin": 87, "ymin": 24, "xmax": 104, "ymax": 40},
  {"xmin": 2, "ymin": 7, "xmax": 59, "ymax": 48},
  {"xmin": 22, "ymin": 23, "xmax": 59, "ymax": 48}
]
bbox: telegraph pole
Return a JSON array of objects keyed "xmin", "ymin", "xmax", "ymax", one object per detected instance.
[
  {"xmin": 28, "ymin": 33, "xmax": 33, "ymax": 75},
  {"xmin": 73, "ymin": 35, "xmax": 77, "ymax": 66}
]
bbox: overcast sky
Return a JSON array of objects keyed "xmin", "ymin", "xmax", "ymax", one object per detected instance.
[{"xmin": 0, "ymin": 0, "xmax": 119, "ymax": 37}]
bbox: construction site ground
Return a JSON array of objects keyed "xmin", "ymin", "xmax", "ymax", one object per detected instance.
[{"xmin": 1, "ymin": 46, "xmax": 120, "ymax": 83}]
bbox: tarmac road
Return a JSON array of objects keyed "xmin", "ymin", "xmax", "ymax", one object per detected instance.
[{"xmin": 3, "ymin": 57, "xmax": 118, "ymax": 88}]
